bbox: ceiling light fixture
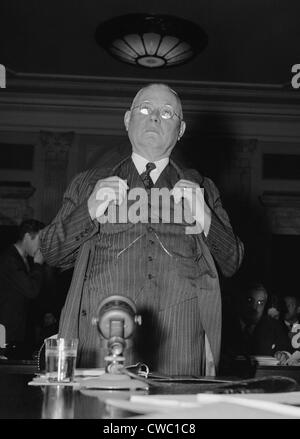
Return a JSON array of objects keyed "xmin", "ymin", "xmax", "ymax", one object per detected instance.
[{"xmin": 95, "ymin": 14, "xmax": 208, "ymax": 68}]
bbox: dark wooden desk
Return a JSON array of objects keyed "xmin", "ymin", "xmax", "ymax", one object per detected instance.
[
  {"xmin": 0, "ymin": 373, "xmax": 137, "ymax": 419},
  {"xmin": 0, "ymin": 371, "xmax": 234, "ymax": 419},
  {"xmin": 1, "ymin": 365, "xmax": 300, "ymax": 419}
]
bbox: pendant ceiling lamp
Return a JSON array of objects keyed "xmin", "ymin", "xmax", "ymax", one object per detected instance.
[{"xmin": 95, "ymin": 14, "xmax": 208, "ymax": 68}]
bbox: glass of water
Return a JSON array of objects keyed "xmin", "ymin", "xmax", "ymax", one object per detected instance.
[{"xmin": 45, "ymin": 338, "xmax": 78, "ymax": 383}]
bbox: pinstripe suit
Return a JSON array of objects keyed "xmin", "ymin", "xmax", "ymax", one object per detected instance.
[{"xmin": 40, "ymin": 154, "xmax": 244, "ymax": 375}]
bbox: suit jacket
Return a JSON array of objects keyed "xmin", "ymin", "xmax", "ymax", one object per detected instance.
[
  {"xmin": 222, "ymin": 313, "xmax": 291, "ymax": 358},
  {"xmin": 41, "ymin": 154, "xmax": 244, "ymax": 374},
  {"xmin": 0, "ymin": 245, "xmax": 44, "ymax": 344}
]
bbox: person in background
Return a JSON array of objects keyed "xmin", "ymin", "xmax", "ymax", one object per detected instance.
[
  {"xmin": 267, "ymin": 294, "xmax": 300, "ymax": 352},
  {"xmin": 221, "ymin": 283, "xmax": 291, "ymax": 370},
  {"xmin": 281, "ymin": 295, "xmax": 300, "ymax": 332},
  {"xmin": 278, "ymin": 295, "xmax": 300, "ymax": 357},
  {"xmin": 0, "ymin": 219, "xmax": 45, "ymax": 358},
  {"xmin": 267, "ymin": 294, "xmax": 280, "ymax": 320},
  {"xmin": 35, "ymin": 312, "xmax": 58, "ymax": 348}
]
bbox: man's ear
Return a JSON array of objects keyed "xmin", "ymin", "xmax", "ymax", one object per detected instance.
[
  {"xmin": 178, "ymin": 120, "xmax": 186, "ymax": 140},
  {"xmin": 124, "ymin": 110, "xmax": 131, "ymax": 131}
]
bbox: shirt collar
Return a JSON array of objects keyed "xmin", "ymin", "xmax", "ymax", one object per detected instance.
[{"xmin": 131, "ymin": 152, "xmax": 169, "ymax": 176}]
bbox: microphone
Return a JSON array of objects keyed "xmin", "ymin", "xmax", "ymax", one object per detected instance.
[
  {"xmin": 92, "ymin": 295, "xmax": 141, "ymax": 372},
  {"xmin": 90, "ymin": 295, "xmax": 147, "ymax": 390}
]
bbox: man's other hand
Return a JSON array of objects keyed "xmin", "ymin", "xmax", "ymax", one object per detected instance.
[
  {"xmin": 88, "ymin": 176, "xmax": 128, "ymax": 220},
  {"xmin": 171, "ymin": 179, "xmax": 211, "ymax": 235}
]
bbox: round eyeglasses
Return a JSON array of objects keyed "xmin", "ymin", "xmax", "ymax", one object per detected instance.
[{"xmin": 131, "ymin": 102, "xmax": 182, "ymax": 121}]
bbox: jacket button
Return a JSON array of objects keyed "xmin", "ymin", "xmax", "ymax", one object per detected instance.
[
  {"xmin": 148, "ymin": 274, "xmax": 153, "ymax": 279},
  {"xmin": 81, "ymin": 309, "xmax": 87, "ymax": 316},
  {"xmin": 148, "ymin": 256, "xmax": 153, "ymax": 261}
]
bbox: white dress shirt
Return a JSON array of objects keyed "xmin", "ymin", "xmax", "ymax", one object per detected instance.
[
  {"xmin": 131, "ymin": 152, "xmax": 210, "ymax": 236},
  {"xmin": 131, "ymin": 152, "xmax": 169, "ymax": 184}
]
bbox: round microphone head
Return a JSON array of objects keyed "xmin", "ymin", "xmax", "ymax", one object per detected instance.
[{"xmin": 95, "ymin": 295, "xmax": 138, "ymax": 339}]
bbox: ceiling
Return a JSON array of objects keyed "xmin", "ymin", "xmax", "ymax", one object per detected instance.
[{"xmin": 1, "ymin": 0, "xmax": 300, "ymax": 87}]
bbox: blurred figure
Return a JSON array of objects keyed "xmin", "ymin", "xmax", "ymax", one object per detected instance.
[
  {"xmin": 0, "ymin": 219, "xmax": 45, "ymax": 359},
  {"xmin": 282, "ymin": 295, "xmax": 300, "ymax": 331},
  {"xmin": 221, "ymin": 283, "xmax": 291, "ymax": 371},
  {"xmin": 267, "ymin": 294, "xmax": 300, "ymax": 346},
  {"xmin": 265, "ymin": 294, "xmax": 300, "ymax": 364},
  {"xmin": 239, "ymin": 283, "xmax": 268, "ymax": 330},
  {"xmin": 35, "ymin": 312, "xmax": 58, "ymax": 347},
  {"xmin": 267, "ymin": 294, "xmax": 280, "ymax": 320},
  {"xmin": 279, "ymin": 295, "xmax": 300, "ymax": 357}
]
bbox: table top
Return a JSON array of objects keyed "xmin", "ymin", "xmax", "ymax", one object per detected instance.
[
  {"xmin": 1, "ymin": 365, "xmax": 300, "ymax": 419},
  {"xmin": 0, "ymin": 372, "xmax": 234, "ymax": 419}
]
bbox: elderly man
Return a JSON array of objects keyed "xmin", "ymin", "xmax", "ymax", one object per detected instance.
[{"xmin": 41, "ymin": 83, "xmax": 243, "ymax": 376}]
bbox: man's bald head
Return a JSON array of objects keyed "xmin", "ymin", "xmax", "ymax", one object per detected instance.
[
  {"xmin": 131, "ymin": 83, "xmax": 184, "ymax": 119},
  {"xmin": 124, "ymin": 83, "xmax": 186, "ymax": 162}
]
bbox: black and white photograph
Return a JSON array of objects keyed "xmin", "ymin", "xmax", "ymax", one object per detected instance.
[{"xmin": 0, "ymin": 0, "xmax": 300, "ymax": 424}]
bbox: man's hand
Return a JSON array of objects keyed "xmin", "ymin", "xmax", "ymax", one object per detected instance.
[
  {"xmin": 33, "ymin": 248, "xmax": 44, "ymax": 265},
  {"xmin": 274, "ymin": 350, "xmax": 291, "ymax": 365},
  {"xmin": 267, "ymin": 306, "xmax": 280, "ymax": 320},
  {"xmin": 171, "ymin": 179, "xmax": 211, "ymax": 235},
  {"xmin": 88, "ymin": 176, "xmax": 128, "ymax": 221}
]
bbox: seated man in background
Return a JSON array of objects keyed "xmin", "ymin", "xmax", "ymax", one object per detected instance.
[
  {"xmin": 0, "ymin": 219, "xmax": 45, "ymax": 359},
  {"xmin": 266, "ymin": 294, "xmax": 300, "ymax": 352},
  {"xmin": 281, "ymin": 295, "xmax": 300, "ymax": 333},
  {"xmin": 278, "ymin": 295, "xmax": 300, "ymax": 358},
  {"xmin": 221, "ymin": 283, "xmax": 291, "ymax": 372}
]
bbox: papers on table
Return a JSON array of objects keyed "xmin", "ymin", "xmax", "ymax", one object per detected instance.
[
  {"xmin": 104, "ymin": 392, "xmax": 300, "ymax": 419},
  {"xmin": 235, "ymin": 355, "xmax": 280, "ymax": 366},
  {"xmin": 75, "ymin": 368, "xmax": 105, "ymax": 377},
  {"xmin": 236, "ymin": 353, "xmax": 300, "ymax": 366},
  {"xmin": 253, "ymin": 356, "xmax": 280, "ymax": 366}
]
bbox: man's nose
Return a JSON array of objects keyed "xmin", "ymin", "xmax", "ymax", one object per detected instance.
[{"xmin": 149, "ymin": 109, "xmax": 161, "ymax": 122}]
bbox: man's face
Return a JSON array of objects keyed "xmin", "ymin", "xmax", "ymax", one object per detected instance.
[
  {"xmin": 124, "ymin": 84, "xmax": 186, "ymax": 162},
  {"xmin": 25, "ymin": 231, "xmax": 40, "ymax": 257},
  {"xmin": 283, "ymin": 296, "xmax": 298, "ymax": 322},
  {"xmin": 241, "ymin": 289, "xmax": 267, "ymax": 324}
]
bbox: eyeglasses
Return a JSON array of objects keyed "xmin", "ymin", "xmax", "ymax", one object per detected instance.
[
  {"xmin": 247, "ymin": 297, "xmax": 266, "ymax": 306},
  {"xmin": 131, "ymin": 102, "xmax": 182, "ymax": 121}
]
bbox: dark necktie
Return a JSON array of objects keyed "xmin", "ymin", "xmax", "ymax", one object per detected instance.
[{"xmin": 140, "ymin": 162, "xmax": 156, "ymax": 189}]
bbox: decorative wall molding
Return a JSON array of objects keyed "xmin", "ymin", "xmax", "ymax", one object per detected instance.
[
  {"xmin": 4, "ymin": 68, "xmax": 299, "ymax": 102},
  {"xmin": 260, "ymin": 192, "xmax": 300, "ymax": 235},
  {"xmin": 1, "ymin": 71, "xmax": 300, "ymax": 139},
  {"xmin": 1, "ymin": 96, "xmax": 300, "ymax": 138},
  {"xmin": 39, "ymin": 131, "xmax": 75, "ymax": 224},
  {"xmin": 216, "ymin": 138, "xmax": 258, "ymax": 205},
  {"xmin": 0, "ymin": 182, "xmax": 35, "ymax": 225}
]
